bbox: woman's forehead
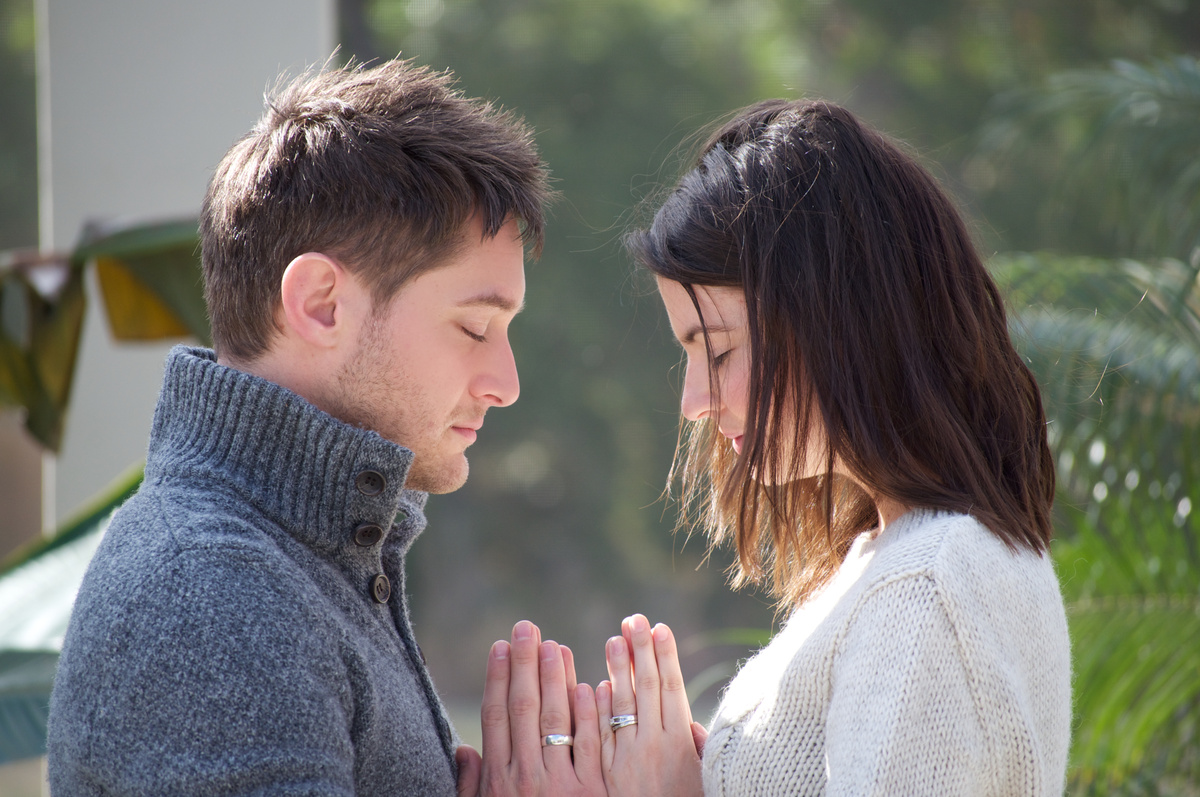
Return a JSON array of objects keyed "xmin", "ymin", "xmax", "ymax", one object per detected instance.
[{"xmin": 657, "ymin": 278, "xmax": 746, "ymax": 343}]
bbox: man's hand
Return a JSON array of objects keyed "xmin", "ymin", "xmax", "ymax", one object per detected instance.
[
  {"xmin": 456, "ymin": 745, "xmax": 483, "ymax": 797},
  {"xmin": 461, "ymin": 620, "xmax": 606, "ymax": 797}
]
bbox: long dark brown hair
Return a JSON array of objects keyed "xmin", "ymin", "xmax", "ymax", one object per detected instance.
[{"xmin": 628, "ymin": 99, "xmax": 1055, "ymax": 609}]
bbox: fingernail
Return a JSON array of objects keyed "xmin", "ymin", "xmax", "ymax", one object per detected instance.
[
  {"xmin": 633, "ymin": 614, "xmax": 649, "ymax": 633},
  {"xmin": 653, "ymin": 624, "xmax": 670, "ymax": 643},
  {"xmin": 607, "ymin": 636, "xmax": 625, "ymax": 657},
  {"xmin": 575, "ymin": 683, "xmax": 591, "ymax": 700},
  {"xmin": 492, "ymin": 640, "xmax": 509, "ymax": 660},
  {"xmin": 540, "ymin": 641, "xmax": 558, "ymax": 662},
  {"xmin": 514, "ymin": 620, "xmax": 533, "ymax": 641}
]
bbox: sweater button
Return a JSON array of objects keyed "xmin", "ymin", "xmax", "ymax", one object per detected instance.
[
  {"xmin": 354, "ymin": 523, "xmax": 383, "ymax": 547},
  {"xmin": 370, "ymin": 574, "xmax": 391, "ymax": 604},
  {"xmin": 355, "ymin": 470, "xmax": 386, "ymax": 496}
]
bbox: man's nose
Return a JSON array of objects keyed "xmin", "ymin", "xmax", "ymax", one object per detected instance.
[{"xmin": 475, "ymin": 337, "xmax": 520, "ymax": 407}]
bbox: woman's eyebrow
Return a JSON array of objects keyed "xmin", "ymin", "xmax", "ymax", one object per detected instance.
[{"xmin": 679, "ymin": 323, "xmax": 733, "ymax": 345}]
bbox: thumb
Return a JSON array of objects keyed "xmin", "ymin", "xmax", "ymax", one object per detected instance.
[
  {"xmin": 691, "ymin": 721, "xmax": 709, "ymax": 758},
  {"xmin": 456, "ymin": 744, "xmax": 482, "ymax": 797}
]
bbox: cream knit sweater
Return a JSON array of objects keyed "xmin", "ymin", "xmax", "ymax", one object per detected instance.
[{"xmin": 702, "ymin": 509, "xmax": 1071, "ymax": 796}]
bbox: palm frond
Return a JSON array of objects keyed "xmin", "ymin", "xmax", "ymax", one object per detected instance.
[
  {"xmin": 1054, "ymin": 501, "xmax": 1200, "ymax": 794},
  {"xmin": 980, "ymin": 56, "xmax": 1200, "ymax": 259},
  {"xmin": 995, "ymin": 252, "xmax": 1200, "ymax": 494}
]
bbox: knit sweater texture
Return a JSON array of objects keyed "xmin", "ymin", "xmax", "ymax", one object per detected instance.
[
  {"xmin": 703, "ymin": 509, "xmax": 1071, "ymax": 796},
  {"xmin": 47, "ymin": 346, "xmax": 459, "ymax": 796}
]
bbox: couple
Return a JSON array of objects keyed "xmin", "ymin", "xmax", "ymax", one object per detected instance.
[{"xmin": 46, "ymin": 58, "xmax": 1071, "ymax": 795}]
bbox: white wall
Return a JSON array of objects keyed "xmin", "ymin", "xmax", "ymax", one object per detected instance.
[{"xmin": 41, "ymin": 0, "xmax": 335, "ymax": 523}]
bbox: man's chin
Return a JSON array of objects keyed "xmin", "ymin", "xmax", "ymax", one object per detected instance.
[{"xmin": 405, "ymin": 457, "xmax": 469, "ymax": 494}]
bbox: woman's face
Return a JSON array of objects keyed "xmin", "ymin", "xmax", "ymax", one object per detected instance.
[
  {"xmin": 657, "ymin": 277, "xmax": 831, "ymax": 481},
  {"xmin": 656, "ymin": 277, "xmax": 751, "ymax": 454}
]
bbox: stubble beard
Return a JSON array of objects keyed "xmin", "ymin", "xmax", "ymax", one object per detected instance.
[{"xmin": 328, "ymin": 320, "xmax": 470, "ymax": 496}]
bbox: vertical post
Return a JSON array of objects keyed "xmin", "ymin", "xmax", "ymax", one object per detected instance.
[
  {"xmin": 40, "ymin": 0, "xmax": 334, "ymax": 527},
  {"xmin": 34, "ymin": 0, "xmax": 52, "ymax": 539}
]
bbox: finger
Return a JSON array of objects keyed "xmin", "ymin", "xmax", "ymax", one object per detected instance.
[
  {"xmin": 455, "ymin": 745, "xmax": 482, "ymax": 797},
  {"xmin": 538, "ymin": 640, "xmax": 573, "ymax": 769},
  {"xmin": 596, "ymin": 679, "xmax": 616, "ymax": 774},
  {"xmin": 571, "ymin": 683, "xmax": 604, "ymax": 787},
  {"xmin": 691, "ymin": 722, "xmax": 709, "ymax": 758},
  {"xmin": 480, "ymin": 640, "xmax": 512, "ymax": 766},
  {"xmin": 624, "ymin": 614, "xmax": 662, "ymax": 731},
  {"xmin": 507, "ymin": 620, "xmax": 544, "ymax": 770},
  {"xmin": 653, "ymin": 623, "xmax": 692, "ymax": 733},
  {"xmin": 561, "ymin": 645, "xmax": 577, "ymax": 729},
  {"xmin": 605, "ymin": 634, "xmax": 638, "ymax": 729}
]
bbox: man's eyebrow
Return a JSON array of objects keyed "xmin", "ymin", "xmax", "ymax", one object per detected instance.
[
  {"xmin": 679, "ymin": 323, "xmax": 732, "ymax": 346},
  {"xmin": 456, "ymin": 292, "xmax": 525, "ymax": 314}
]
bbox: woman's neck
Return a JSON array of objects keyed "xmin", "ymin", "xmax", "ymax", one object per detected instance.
[{"xmin": 874, "ymin": 495, "xmax": 911, "ymax": 533}]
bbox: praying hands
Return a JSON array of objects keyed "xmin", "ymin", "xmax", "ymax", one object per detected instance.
[{"xmin": 455, "ymin": 616, "xmax": 705, "ymax": 797}]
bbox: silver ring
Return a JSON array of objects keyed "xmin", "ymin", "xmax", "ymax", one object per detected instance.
[
  {"xmin": 609, "ymin": 714, "xmax": 638, "ymax": 731},
  {"xmin": 542, "ymin": 734, "xmax": 574, "ymax": 747}
]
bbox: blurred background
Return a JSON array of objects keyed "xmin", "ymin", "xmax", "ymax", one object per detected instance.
[{"xmin": 2, "ymin": 0, "xmax": 1199, "ymax": 794}]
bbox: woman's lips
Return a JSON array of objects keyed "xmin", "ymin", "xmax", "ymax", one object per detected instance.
[{"xmin": 731, "ymin": 435, "xmax": 743, "ymax": 455}]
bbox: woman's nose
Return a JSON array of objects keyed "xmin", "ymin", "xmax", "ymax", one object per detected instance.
[{"xmin": 679, "ymin": 356, "xmax": 713, "ymax": 422}]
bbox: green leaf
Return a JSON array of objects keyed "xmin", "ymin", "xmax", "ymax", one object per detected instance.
[
  {"xmin": 0, "ymin": 263, "xmax": 86, "ymax": 450},
  {"xmin": 0, "ymin": 651, "xmax": 56, "ymax": 763},
  {"xmin": 95, "ymin": 256, "xmax": 192, "ymax": 340},
  {"xmin": 74, "ymin": 218, "xmax": 210, "ymax": 345},
  {"xmin": 23, "ymin": 266, "xmax": 86, "ymax": 451}
]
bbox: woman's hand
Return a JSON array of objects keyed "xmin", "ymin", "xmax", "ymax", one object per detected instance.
[
  {"xmin": 597, "ymin": 615, "xmax": 705, "ymax": 797},
  {"xmin": 458, "ymin": 620, "xmax": 607, "ymax": 797}
]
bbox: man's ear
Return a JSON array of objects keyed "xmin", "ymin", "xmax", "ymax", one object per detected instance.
[{"xmin": 278, "ymin": 252, "xmax": 361, "ymax": 347}]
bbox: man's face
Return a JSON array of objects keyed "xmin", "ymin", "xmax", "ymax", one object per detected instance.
[{"xmin": 333, "ymin": 218, "xmax": 525, "ymax": 493}]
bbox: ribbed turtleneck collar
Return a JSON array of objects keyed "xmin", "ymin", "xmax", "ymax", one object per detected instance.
[{"xmin": 145, "ymin": 346, "xmax": 429, "ymax": 555}]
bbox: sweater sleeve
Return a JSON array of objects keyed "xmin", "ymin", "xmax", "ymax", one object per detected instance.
[
  {"xmin": 825, "ymin": 574, "xmax": 989, "ymax": 796},
  {"xmin": 51, "ymin": 544, "xmax": 360, "ymax": 796}
]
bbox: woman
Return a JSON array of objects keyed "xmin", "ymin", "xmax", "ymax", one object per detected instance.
[{"xmin": 461, "ymin": 99, "xmax": 1071, "ymax": 797}]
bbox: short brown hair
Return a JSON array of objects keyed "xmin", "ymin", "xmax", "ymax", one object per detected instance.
[
  {"xmin": 629, "ymin": 100, "xmax": 1055, "ymax": 609},
  {"xmin": 201, "ymin": 58, "xmax": 551, "ymax": 362}
]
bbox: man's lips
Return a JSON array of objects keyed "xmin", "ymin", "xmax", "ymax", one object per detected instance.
[{"xmin": 452, "ymin": 421, "xmax": 483, "ymax": 444}]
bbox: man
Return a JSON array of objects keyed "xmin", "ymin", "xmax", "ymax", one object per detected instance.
[{"xmin": 47, "ymin": 58, "xmax": 549, "ymax": 795}]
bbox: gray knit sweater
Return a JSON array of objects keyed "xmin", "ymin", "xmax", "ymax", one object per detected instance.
[{"xmin": 47, "ymin": 346, "xmax": 459, "ymax": 796}]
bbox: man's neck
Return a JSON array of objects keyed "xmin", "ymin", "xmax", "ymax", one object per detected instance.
[{"xmin": 218, "ymin": 345, "xmax": 334, "ymax": 419}]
